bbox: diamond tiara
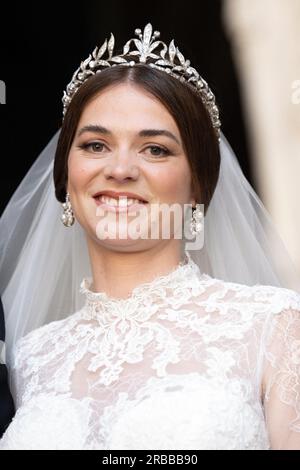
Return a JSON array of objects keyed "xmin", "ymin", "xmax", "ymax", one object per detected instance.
[{"xmin": 62, "ymin": 24, "xmax": 221, "ymax": 140}]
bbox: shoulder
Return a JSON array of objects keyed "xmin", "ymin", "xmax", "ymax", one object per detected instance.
[
  {"xmin": 205, "ymin": 274, "xmax": 300, "ymax": 316},
  {"xmin": 238, "ymin": 281, "xmax": 300, "ymax": 312},
  {"xmin": 12, "ymin": 309, "xmax": 84, "ymax": 370}
]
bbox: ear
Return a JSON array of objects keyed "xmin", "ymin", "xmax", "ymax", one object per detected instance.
[
  {"xmin": 189, "ymin": 190, "xmax": 197, "ymax": 208},
  {"xmin": 189, "ymin": 183, "xmax": 197, "ymax": 208}
]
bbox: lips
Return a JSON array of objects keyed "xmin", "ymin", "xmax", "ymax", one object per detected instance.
[
  {"xmin": 92, "ymin": 190, "xmax": 148, "ymax": 203},
  {"xmin": 92, "ymin": 190, "xmax": 149, "ymax": 213}
]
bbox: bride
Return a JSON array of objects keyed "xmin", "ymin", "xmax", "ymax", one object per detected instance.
[{"xmin": 0, "ymin": 24, "xmax": 300, "ymax": 450}]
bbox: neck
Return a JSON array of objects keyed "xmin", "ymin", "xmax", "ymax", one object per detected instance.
[{"xmin": 86, "ymin": 239, "xmax": 185, "ymax": 299}]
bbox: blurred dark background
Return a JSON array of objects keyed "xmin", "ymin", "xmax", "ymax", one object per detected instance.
[{"xmin": 0, "ymin": 0, "xmax": 252, "ymax": 215}]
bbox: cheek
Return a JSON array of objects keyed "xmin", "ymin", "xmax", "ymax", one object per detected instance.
[
  {"xmin": 150, "ymin": 164, "xmax": 192, "ymax": 202},
  {"xmin": 68, "ymin": 156, "xmax": 92, "ymax": 191}
]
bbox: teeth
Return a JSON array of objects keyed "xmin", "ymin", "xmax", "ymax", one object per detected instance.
[{"xmin": 98, "ymin": 195, "xmax": 144, "ymax": 206}]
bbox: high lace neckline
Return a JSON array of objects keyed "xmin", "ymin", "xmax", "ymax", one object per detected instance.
[{"xmin": 80, "ymin": 249, "xmax": 205, "ymax": 306}]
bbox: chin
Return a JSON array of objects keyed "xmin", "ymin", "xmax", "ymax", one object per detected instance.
[
  {"xmin": 95, "ymin": 216, "xmax": 149, "ymax": 240},
  {"xmin": 95, "ymin": 238, "xmax": 155, "ymax": 254}
]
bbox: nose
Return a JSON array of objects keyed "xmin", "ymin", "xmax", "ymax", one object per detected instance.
[{"xmin": 103, "ymin": 150, "xmax": 140, "ymax": 182}]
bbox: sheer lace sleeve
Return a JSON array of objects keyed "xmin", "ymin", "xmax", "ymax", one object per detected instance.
[
  {"xmin": 262, "ymin": 290, "xmax": 300, "ymax": 450},
  {"xmin": 8, "ymin": 329, "xmax": 43, "ymax": 408},
  {"xmin": 8, "ymin": 318, "xmax": 69, "ymax": 408}
]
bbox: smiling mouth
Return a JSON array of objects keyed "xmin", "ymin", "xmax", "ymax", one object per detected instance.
[{"xmin": 93, "ymin": 195, "xmax": 149, "ymax": 211}]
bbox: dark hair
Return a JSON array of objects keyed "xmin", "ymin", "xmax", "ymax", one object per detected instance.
[{"xmin": 54, "ymin": 63, "xmax": 220, "ymax": 214}]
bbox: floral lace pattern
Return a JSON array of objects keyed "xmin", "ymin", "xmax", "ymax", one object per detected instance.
[{"xmin": 1, "ymin": 250, "xmax": 300, "ymax": 449}]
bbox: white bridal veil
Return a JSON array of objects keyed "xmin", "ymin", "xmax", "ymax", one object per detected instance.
[{"xmin": 1, "ymin": 128, "xmax": 299, "ymax": 368}]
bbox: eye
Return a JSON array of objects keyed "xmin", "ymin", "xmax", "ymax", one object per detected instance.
[
  {"xmin": 78, "ymin": 142, "xmax": 106, "ymax": 153},
  {"xmin": 144, "ymin": 145, "xmax": 170, "ymax": 157}
]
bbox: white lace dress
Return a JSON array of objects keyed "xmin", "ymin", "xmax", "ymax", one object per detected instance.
[{"xmin": 1, "ymin": 251, "xmax": 300, "ymax": 450}]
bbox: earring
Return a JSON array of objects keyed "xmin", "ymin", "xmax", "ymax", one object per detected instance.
[
  {"xmin": 61, "ymin": 192, "xmax": 75, "ymax": 227},
  {"xmin": 190, "ymin": 204, "xmax": 203, "ymax": 235}
]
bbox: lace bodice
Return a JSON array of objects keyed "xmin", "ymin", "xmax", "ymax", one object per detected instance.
[{"xmin": 1, "ymin": 251, "xmax": 300, "ymax": 450}]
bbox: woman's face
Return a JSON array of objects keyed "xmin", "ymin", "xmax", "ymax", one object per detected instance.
[{"xmin": 67, "ymin": 82, "xmax": 195, "ymax": 250}]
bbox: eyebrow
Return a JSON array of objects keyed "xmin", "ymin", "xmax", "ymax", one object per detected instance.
[{"xmin": 77, "ymin": 124, "xmax": 181, "ymax": 145}]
